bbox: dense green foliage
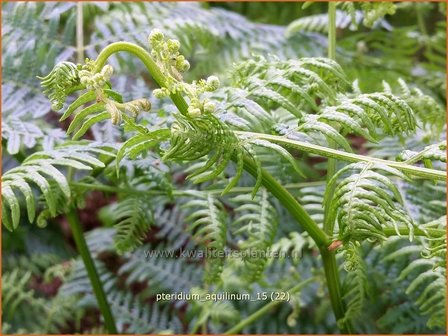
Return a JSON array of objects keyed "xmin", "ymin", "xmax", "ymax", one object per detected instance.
[{"xmin": 2, "ymin": 2, "xmax": 446, "ymax": 334}]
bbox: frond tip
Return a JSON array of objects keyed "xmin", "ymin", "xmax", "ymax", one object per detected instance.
[{"xmin": 38, "ymin": 62, "xmax": 81, "ymax": 111}]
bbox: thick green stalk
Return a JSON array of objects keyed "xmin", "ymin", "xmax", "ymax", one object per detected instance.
[
  {"xmin": 241, "ymin": 156, "xmax": 329, "ymax": 248},
  {"xmin": 224, "ymin": 277, "xmax": 316, "ymax": 334},
  {"xmin": 236, "ymin": 131, "xmax": 446, "ymax": 181},
  {"xmin": 320, "ymin": 248, "xmax": 352, "ymax": 334},
  {"xmin": 66, "ymin": 209, "xmax": 118, "ymax": 334},
  {"xmin": 94, "ymin": 42, "xmax": 188, "ymax": 115},
  {"xmin": 325, "ymin": 1, "xmax": 338, "ymax": 235}
]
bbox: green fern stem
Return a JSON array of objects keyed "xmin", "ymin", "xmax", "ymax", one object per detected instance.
[
  {"xmin": 383, "ymin": 226, "xmax": 445, "ymax": 238},
  {"xmin": 224, "ymin": 277, "xmax": 317, "ymax": 334},
  {"xmin": 241, "ymin": 155, "xmax": 330, "ymax": 247},
  {"xmin": 325, "ymin": 1, "xmax": 338, "ymax": 235},
  {"xmin": 320, "ymin": 248, "xmax": 353, "ymax": 334},
  {"xmin": 237, "ymin": 132, "xmax": 446, "ymax": 181},
  {"xmin": 66, "ymin": 209, "xmax": 118, "ymax": 334},
  {"xmin": 94, "ymin": 42, "xmax": 188, "ymax": 115}
]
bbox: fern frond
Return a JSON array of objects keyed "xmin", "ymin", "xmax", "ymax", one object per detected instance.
[
  {"xmin": 105, "ymin": 197, "xmax": 153, "ymax": 254},
  {"xmin": 190, "ymin": 286, "xmax": 240, "ymax": 327},
  {"xmin": 287, "ymin": 10, "xmax": 361, "ymax": 34},
  {"xmin": 231, "ymin": 188, "xmax": 278, "ymax": 282},
  {"xmin": 397, "ymin": 141, "xmax": 446, "ymax": 168},
  {"xmin": 183, "ymin": 191, "xmax": 227, "ymax": 284},
  {"xmin": 339, "ymin": 242, "xmax": 369, "ymax": 329},
  {"xmin": 108, "ymin": 290, "xmax": 182, "ymax": 334},
  {"xmin": 328, "ymin": 93, "xmax": 416, "ymax": 138},
  {"xmin": 1, "ymin": 143, "xmax": 115, "ymax": 230},
  {"xmin": 119, "ymin": 245, "xmax": 201, "ymax": 295},
  {"xmin": 232, "ymin": 56, "xmax": 349, "ymax": 110},
  {"xmin": 384, "ymin": 240, "xmax": 446, "ymax": 329},
  {"xmin": 325, "ymin": 162, "xmax": 414, "ymax": 242},
  {"xmin": 38, "ymin": 62, "xmax": 81, "ymax": 111},
  {"xmin": 385, "ymin": 78, "xmax": 445, "ymax": 134}
]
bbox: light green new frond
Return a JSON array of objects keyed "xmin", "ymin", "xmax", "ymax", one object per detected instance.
[
  {"xmin": 164, "ymin": 113, "xmax": 255, "ymax": 195},
  {"xmin": 325, "ymin": 162, "xmax": 414, "ymax": 243},
  {"xmin": 328, "ymin": 92, "xmax": 417, "ymax": 138},
  {"xmin": 1, "ymin": 143, "xmax": 114, "ymax": 231},
  {"xmin": 419, "ymin": 216, "xmax": 446, "ymax": 266},
  {"xmin": 360, "ymin": 2, "xmax": 396, "ymax": 28},
  {"xmin": 397, "ymin": 142, "xmax": 446, "ymax": 169},
  {"xmin": 183, "ymin": 192, "xmax": 227, "ymax": 284},
  {"xmin": 232, "ymin": 189, "xmax": 278, "ymax": 282},
  {"xmin": 232, "ymin": 56, "xmax": 349, "ymax": 111},
  {"xmin": 386, "ymin": 78, "xmax": 445, "ymax": 134},
  {"xmin": 105, "ymin": 197, "xmax": 153, "ymax": 254},
  {"xmin": 38, "ymin": 62, "xmax": 81, "ymax": 111},
  {"xmin": 339, "ymin": 242, "xmax": 369, "ymax": 328}
]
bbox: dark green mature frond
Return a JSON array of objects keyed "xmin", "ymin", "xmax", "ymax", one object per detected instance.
[
  {"xmin": 183, "ymin": 191, "xmax": 227, "ymax": 284},
  {"xmin": 231, "ymin": 189, "xmax": 278, "ymax": 282},
  {"xmin": 108, "ymin": 291, "xmax": 182, "ymax": 334},
  {"xmin": 120, "ymin": 247, "xmax": 201, "ymax": 294},
  {"xmin": 1, "ymin": 117, "xmax": 66, "ymax": 155},
  {"xmin": 404, "ymin": 180, "xmax": 447, "ymax": 223},
  {"xmin": 287, "ymin": 10, "xmax": 361, "ymax": 35},
  {"xmin": 325, "ymin": 162, "xmax": 414, "ymax": 242},
  {"xmin": 384, "ymin": 238, "xmax": 446, "ymax": 329},
  {"xmin": 2, "ymin": 269, "xmax": 80, "ymax": 334},
  {"xmin": 1, "ymin": 143, "xmax": 115, "ymax": 231},
  {"xmin": 287, "ymin": 3, "xmax": 394, "ymax": 35}
]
